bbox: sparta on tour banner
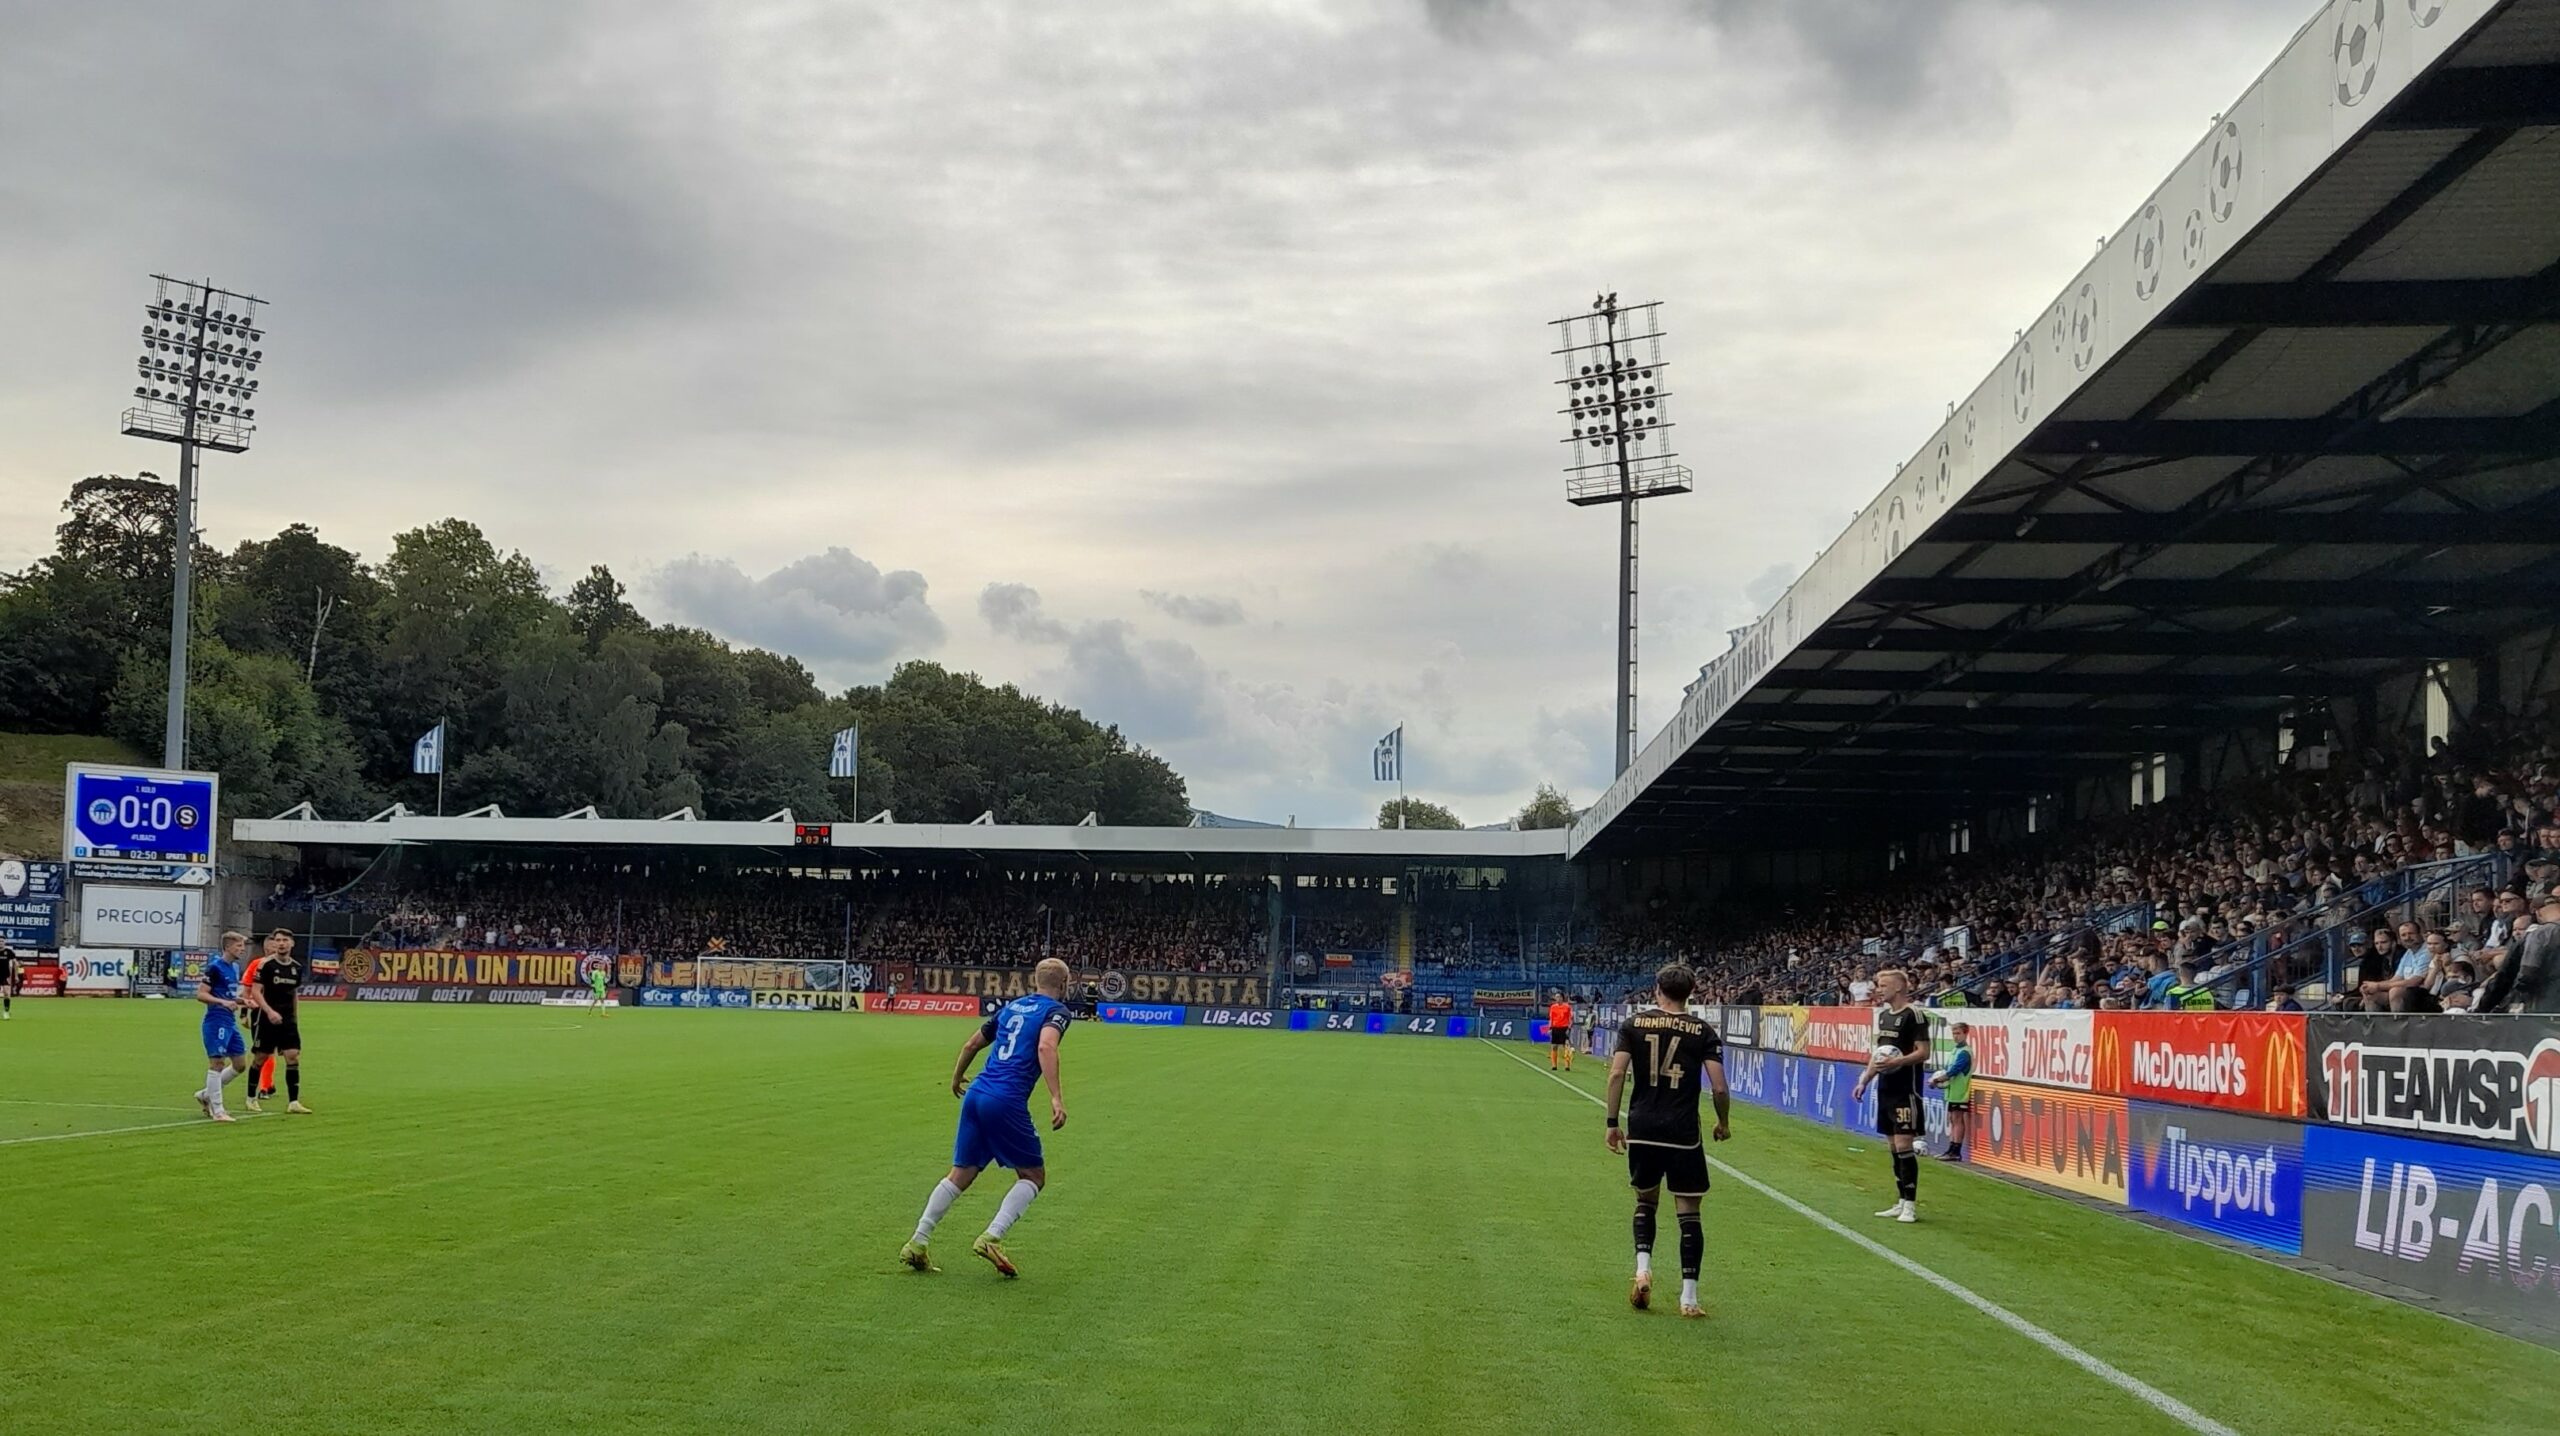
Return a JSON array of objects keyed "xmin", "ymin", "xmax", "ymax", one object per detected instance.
[{"xmin": 2093, "ymin": 1011, "xmax": 2308, "ymax": 1118}]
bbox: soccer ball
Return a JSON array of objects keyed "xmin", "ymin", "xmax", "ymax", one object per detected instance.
[
  {"xmin": 1871, "ymin": 1043, "xmax": 1902, "ymax": 1065},
  {"xmin": 2335, "ymin": 0, "xmax": 2385, "ymax": 108}
]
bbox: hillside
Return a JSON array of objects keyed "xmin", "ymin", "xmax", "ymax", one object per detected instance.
[{"xmin": 0, "ymin": 733, "xmax": 150, "ymax": 859}]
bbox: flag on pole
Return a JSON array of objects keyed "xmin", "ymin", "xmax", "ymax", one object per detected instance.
[
  {"xmin": 412, "ymin": 722, "xmax": 446, "ymax": 776},
  {"xmin": 1372, "ymin": 726, "xmax": 1402, "ymax": 783},
  {"xmin": 828, "ymin": 725, "xmax": 860, "ymax": 780}
]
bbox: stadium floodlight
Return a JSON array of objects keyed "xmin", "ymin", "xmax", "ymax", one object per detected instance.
[
  {"xmin": 1550, "ymin": 294, "xmax": 1691, "ymax": 776},
  {"xmin": 121, "ymin": 275, "xmax": 271, "ymax": 770}
]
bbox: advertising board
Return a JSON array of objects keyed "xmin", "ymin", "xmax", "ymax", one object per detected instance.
[
  {"xmin": 1971, "ymin": 1079, "xmax": 2129, "ymax": 1204},
  {"xmin": 1097, "ymin": 1003, "xmax": 1186, "ymax": 1026},
  {"xmin": 1719, "ymin": 1004, "xmax": 1758, "ymax": 1049},
  {"xmin": 750, "ymin": 989, "xmax": 856, "ymax": 1012},
  {"xmin": 0, "ymin": 858, "xmax": 65, "ymax": 949},
  {"xmin": 77, "ymin": 885, "xmax": 202, "ymax": 949},
  {"xmin": 1284, "ymin": 1011, "xmax": 1472, "ymax": 1037},
  {"xmin": 57, "ymin": 947, "xmax": 137, "ymax": 993},
  {"xmin": 341, "ymin": 950, "xmax": 606, "ymax": 988},
  {"xmin": 858, "ymin": 992, "xmax": 982, "ymax": 1016},
  {"xmin": 1189, "ymin": 1006, "xmax": 1279, "ymax": 1029},
  {"xmin": 1802, "ymin": 1006, "xmax": 1874, "ymax": 1064},
  {"xmin": 903, "ymin": 963, "xmax": 1265, "ymax": 1008},
  {"xmin": 1933, "ymin": 1009, "xmax": 2093, "ymax": 1091},
  {"xmin": 2302, "ymin": 1124, "xmax": 2560, "ymax": 1335},
  {"xmin": 2308, "ymin": 1013, "xmax": 2560, "ymax": 1158},
  {"xmin": 2093, "ymin": 1011, "xmax": 2308, "ymax": 1117},
  {"xmin": 2127, "ymin": 1102, "xmax": 2304, "ymax": 1255},
  {"xmin": 1758, "ymin": 1005, "xmax": 1809, "ymax": 1055}
]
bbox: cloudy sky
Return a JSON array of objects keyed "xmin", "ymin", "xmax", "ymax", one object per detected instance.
[{"xmin": 0, "ymin": 0, "xmax": 2322, "ymax": 826}]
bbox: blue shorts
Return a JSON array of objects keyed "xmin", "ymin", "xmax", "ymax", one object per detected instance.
[
  {"xmin": 952, "ymin": 1089, "xmax": 1043, "ymax": 1172},
  {"xmin": 202, "ymin": 1017, "xmax": 245, "ymax": 1059}
]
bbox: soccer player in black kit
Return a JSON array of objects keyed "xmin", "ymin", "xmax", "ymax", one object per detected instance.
[
  {"xmin": 1852, "ymin": 967, "xmax": 1929, "ymax": 1222},
  {"xmin": 1603, "ymin": 963, "xmax": 1728, "ymax": 1319},
  {"xmin": 244, "ymin": 930, "xmax": 312, "ymax": 1114}
]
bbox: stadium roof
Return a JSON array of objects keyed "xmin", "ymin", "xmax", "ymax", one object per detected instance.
[
  {"xmin": 1573, "ymin": 0, "xmax": 2560, "ymax": 859},
  {"xmin": 231, "ymin": 810, "xmax": 1568, "ymax": 864}
]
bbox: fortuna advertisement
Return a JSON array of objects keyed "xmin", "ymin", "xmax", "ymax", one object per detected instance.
[
  {"xmin": 1971, "ymin": 1079, "xmax": 2130, "ymax": 1204},
  {"xmin": 2301, "ymin": 1124, "xmax": 2560, "ymax": 1336},
  {"xmin": 2308, "ymin": 1014, "xmax": 2560, "ymax": 1157},
  {"xmin": 2093, "ymin": 1012, "xmax": 2308, "ymax": 1118},
  {"xmin": 2127, "ymin": 1102, "xmax": 2304, "ymax": 1255},
  {"xmin": 904, "ymin": 964, "xmax": 1265, "ymax": 1008},
  {"xmin": 1933, "ymin": 1009, "xmax": 2093, "ymax": 1091}
]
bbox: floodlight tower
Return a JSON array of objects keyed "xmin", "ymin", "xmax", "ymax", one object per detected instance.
[
  {"xmin": 1552, "ymin": 294, "xmax": 1689, "ymax": 776},
  {"xmin": 122, "ymin": 276, "xmax": 270, "ymax": 769}
]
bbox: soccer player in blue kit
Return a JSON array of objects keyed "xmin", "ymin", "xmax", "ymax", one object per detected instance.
[
  {"xmin": 195, "ymin": 930, "xmax": 253, "ymax": 1123},
  {"xmin": 901, "ymin": 957, "xmax": 1073, "ymax": 1277}
]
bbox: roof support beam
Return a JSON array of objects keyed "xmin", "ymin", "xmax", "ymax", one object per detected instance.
[
  {"xmin": 1798, "ymin": 627, "xmax": 2477, "ymax": 659},
  {"xmin": 1763, "ymin": 669, "xmax": 2368, "ymax": 696},
  {"xmin": 1855, "ymin": 576, "xmax": 2560, "ymax": 608},
  {"xmin": 2161, "ymin": 274, "xmax": 2560, "ymax": 328},
  {"xmin": 2376, "ymin": 65, "xmax": 2560, "ymax": 132},
  {"xmin": 2020, "ymin": 415, "xmax": 2560, "ymax": 458},
  {"xmin": 1919, "ymin": 510, "xmax": 2552, "ymax": 545}
]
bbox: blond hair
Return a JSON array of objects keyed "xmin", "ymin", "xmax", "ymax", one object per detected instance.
[{"xmin": 1034, "ymin": 957, "xmax": 1072, "ymax": 997}]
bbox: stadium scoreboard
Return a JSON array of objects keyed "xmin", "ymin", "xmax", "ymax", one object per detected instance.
[
  {"xmin": 62, "ymin": 764, "xmax": 218, "ymax": 866},
  {"xmin": 793, "ymin": 823, "xmax": 833, "ymax": 847}
]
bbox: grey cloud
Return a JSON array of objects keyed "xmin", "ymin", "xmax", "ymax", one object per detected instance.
[
  {"xmin": 1420, "ymin": 0, "xmax": 1525, "ymax": 43},
  {"xmin": 1140, "ymin": 590, "xmax": 1246, "ymax": 627},
  {"xmin": 653, "ymin": 549, "xmax": 943, "ymax": 672},
  {"xmin": 1743, "ymin": 561, "xmax": 1797, "ymax": 614},
  {"xmin": 980, "ymin": 582, "xmax": 1070, "ymax": 644}
]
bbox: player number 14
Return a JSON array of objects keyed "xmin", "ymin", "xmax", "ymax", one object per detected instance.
[{"xmin": 1643, "ymin": 1033, "xmax": 1684, "ymax": 1088}]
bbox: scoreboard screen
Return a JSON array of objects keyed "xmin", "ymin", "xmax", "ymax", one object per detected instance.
[
  {"xmin": 794, "ymin": 823, "xmax": 833, "ymax": 847},
  {"xmin": 63, "ymin": 764, "xmax": 218, "ymax": 866}
]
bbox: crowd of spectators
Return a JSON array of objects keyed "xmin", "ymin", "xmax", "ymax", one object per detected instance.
[{"xmin": 351, "ymin": 867, "xmax": 1265, "ymax": 975}]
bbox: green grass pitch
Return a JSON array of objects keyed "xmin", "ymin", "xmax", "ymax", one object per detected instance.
[{"xmin": 3, "ymin": 1003, "xmax": 2553, "ymax": 1434}]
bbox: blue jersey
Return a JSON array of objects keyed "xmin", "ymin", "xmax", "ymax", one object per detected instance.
[
  {"xmin": 970, "ymin": 994, "xmax": 1070, "ymax": 1104},
  {"xmin": 202, "ymin": 956, "xmax": 240, "ymax": 1013}
]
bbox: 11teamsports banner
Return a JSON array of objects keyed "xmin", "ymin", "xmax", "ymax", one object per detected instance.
[
  {"xmin": 1970, "ymin": 1079, "xmax": 2130, "ymax": 1204},
  {"xmin": 2093, "ymin": 1011, "xmax": 2308, "ymax": 1118},
  {"xmin": 2127, "ymin": 1101, "xmax": 2305, "ymax": 1255},
  {"xmin": 2307, "ymin": 1013, "xmax": 2560, "ymax": 1158}
]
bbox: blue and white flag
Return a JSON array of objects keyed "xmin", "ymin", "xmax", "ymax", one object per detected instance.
[
  {"xmin": 412, "ymin": 722, "xmax": 446, "ymax": 776},
  {"xmin": 1372, "ymin": 726, "xmax": 1402, "ymax": 783},
  {"xmin": 828, "ymin": 725, "xmax": 860, "ymax": 780}
]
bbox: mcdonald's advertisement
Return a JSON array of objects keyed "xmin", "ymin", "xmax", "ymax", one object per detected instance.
[
  {"xmin": 2092, "ymin": 1012, "xmax": 2308, "ymax": 1118},
  {"xmin": 1970, "ymin": 1080, "xmax": 2129, "ymax": 1204}
]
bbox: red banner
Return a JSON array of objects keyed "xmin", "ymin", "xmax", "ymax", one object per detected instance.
[
  {"xmin": 1972, "ymin": 1080, "xmax": 2129, "ymax": 1204},
  {"xmin": 2092, "ymin": 1011, "xmax": 2308, "ymax": 1117},
  {"xmin": 18, "ymin": 964, "xmax": 63, "ymax": 996},
  {"xmin": 1803, "ymin": 1006, "xmax": 1874, "ymax": 1064},
  {"xmin": 860, "ymin": 992, "xmax": 983, "ymax": 1016}
]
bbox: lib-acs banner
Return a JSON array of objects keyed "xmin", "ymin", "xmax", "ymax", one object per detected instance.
[
  {"xmin": 2127, "ymin": 1102, "xmax": 2304, "ymax": 1256},
  {"xmin": 2308, "ymin": 1013, "xmax": 2560, "ymax": 1158},
  {"xmin": 2301, "ymin": 1124, "xmax": 2560, "ymax": 1337}
]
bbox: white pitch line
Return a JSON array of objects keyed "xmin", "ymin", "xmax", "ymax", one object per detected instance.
[
  {"xmin": 0, "ymin": 1098, "xmax": 197, "ymax": 1112},
  {"xmin": 1479, "ymin": 1037, "xmax": 2241, "ymax": 1436},
  {"xmin": 0, "ymin": 1112, "xmax": 270, "ymax": 1147}
]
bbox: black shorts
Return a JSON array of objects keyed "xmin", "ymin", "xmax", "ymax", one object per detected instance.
[
  {"xmin": 1550, "ymin": 1030, "xmax": 1571, "ymax": 1046},
  {"xmin": 1626, "ymin": 1140, "xmax": 1710, "ymax": 1197},
  {"xmin": 252, "ymin": 1017, "xmax": 301, "ymax": 1054},
  {"xmin": 1875, "ymin": 1090, "xmax": 1923, "ymax": 1138}
]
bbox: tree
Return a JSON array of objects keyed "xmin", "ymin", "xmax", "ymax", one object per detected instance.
[
  {"xmin": 1378, "ymin": 797, "xmax": 1462, "ymax": 830},
  {"xmin": 566, "ymin": 564, "xmax": 643, "ymax": 651},
  {"xmin": 1515, "ymin": 783, "xmax": 1576, "ymax": 830},
  {"xmin": 373, "ymin": 520, "xmax": 554, "ymax": 768}
]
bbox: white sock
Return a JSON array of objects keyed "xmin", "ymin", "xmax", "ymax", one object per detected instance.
[
  {"xmin": 912, "ymin": 1179, "xmax": 962, "ymax": 1243},
  {"xmin": 984, "ymin": 1179, "xmax": 1039, "ymax": 1239},
  {"xmin": 1681, "ymin": 1278, "xmax": 1699, "ymax": 1307},
  {"xmin": 1635, "ymin": 1252, "xmax": 1652, "ymax": 1278},
  {"xmin": 203, "ymin": 1070, "xmax": 225, "ymax": 1112},
  {"xmin": 222, "ymin": 1065, "xmax": 243, "ymax": 1086}
]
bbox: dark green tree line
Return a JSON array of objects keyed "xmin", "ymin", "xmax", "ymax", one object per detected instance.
[{"xmin": 0, "ymin": 476, "xmax": 1191, "ymax": 827}]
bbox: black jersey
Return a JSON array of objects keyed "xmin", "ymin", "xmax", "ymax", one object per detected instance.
[
  {"xmin": 255, "ymin": 954, "xmax": 303, "ymax": 1019},
  {"xmin": 1614, "ymin": 1007, "xmax": 1723, "ymax": 1147},
  {"xmin": 1874, "ymin": 1004, "xmax": 1928, "ymax": 1098}
]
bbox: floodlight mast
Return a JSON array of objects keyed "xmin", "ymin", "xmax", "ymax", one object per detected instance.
[
  {"xmin": 122, "ymin": 275, "xmax": 268, "ymax": 770},
  {"xmin": 1551, "ymin": 295, "xmax": 1691, "ymax": 776}
]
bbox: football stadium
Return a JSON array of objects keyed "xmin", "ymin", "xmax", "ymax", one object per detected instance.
[{"xmin": 9, "ymin": 2, "xmax": 2560, "ymax": 1433}]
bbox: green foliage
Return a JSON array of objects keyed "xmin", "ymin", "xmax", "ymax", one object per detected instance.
[
  {"xmin": 0, "ymin": 477, "xmax": 1194, "ymax": 827},
  {"xmin": 1377, "ymin": 796, "xmax": 1461, "ymax": 830},
  {"xmin": 1515, "ymin": 783, "xmax": 1575, "ymax": 830}
]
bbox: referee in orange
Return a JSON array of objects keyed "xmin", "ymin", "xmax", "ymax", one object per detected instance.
[{"xmin": 1547, "ymin": 991, "xmax": 1576, "ymax": 1071}]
